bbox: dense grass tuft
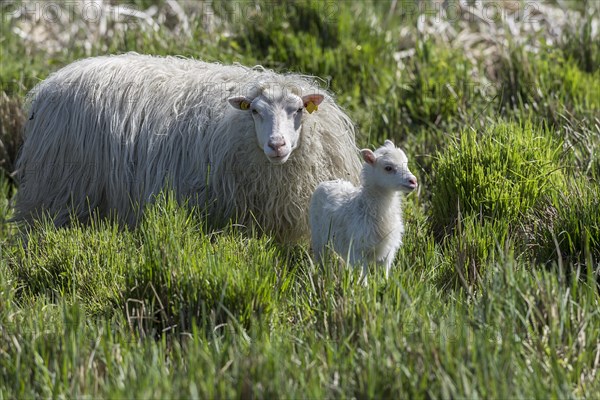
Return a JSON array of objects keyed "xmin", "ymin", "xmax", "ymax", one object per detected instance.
[
  {"xmin": 430, "ymin": 121, "xmax": 566, "ymax": 239},
  {"xmin": 530, "ymin": 179, "xmax": 600, "ymax": 267},
  {"xmin": 7, "ymin": 217, "xmax": 130, "ymax": 316},
  {"xmin": 126, "ymin": 194, "xmax": 288, "ymax": 336}
]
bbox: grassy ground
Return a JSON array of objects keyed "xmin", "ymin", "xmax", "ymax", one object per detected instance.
[{"xmin": 1, "ymin": 0, "xmax": 599, "ymax": 397}]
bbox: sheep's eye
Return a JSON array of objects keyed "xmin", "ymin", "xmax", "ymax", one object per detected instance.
[
  {"xmin": 384, "ymin": 166, "xmax": 394, "ymax": 172},
  {"xmin": 297, "ymin": 107, "xmax": 303, "ymax": 114},
  {"xmin": 251, "ymin": 109, "xmax": 258, "ymax": 114}
]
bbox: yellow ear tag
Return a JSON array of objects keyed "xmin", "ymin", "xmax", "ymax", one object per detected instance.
[
  {"xmin": 306, "ymin": 101, "xmax": 318, "ymax": 114},
  {"xmin": 240, "ymin": 101, "xmax": 250, "ymax": 110}
]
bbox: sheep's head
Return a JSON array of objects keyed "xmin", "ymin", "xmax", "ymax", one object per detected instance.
[
  {"xmin": 360, "ymin": 140, "xmax": 418, "ymax": 193},
  {"xmin": 228, "ymin": 88, "xmax": 324, "ymax": 164}
]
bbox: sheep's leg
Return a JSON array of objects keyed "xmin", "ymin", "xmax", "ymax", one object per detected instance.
[
  {"xmin": 313, "ymin": 249, "xmax": 322, "ymax": 265},
  {"xmin": 311, "ymin": 235, "xmax": 326, "ymax": 265},
  {"xmin": 359, "ymin": 261, "xmax": 369, "ymax": 286}
]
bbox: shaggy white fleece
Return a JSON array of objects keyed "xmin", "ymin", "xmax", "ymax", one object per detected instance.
[{"xmin": 13, "ymin": 53, "xmax": 362, "ymax": 242}]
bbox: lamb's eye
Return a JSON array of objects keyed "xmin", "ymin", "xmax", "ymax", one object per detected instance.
[
  {"xmin": 251, "ymin": 109, "xmax": 258, "ymax": 114},
  {"xmin": 384, "ymin": 166, "xmax": 394, "ymax": 172},
  {"xmin": 297, "ymin": 107, "xmax": 303, "ymax": 113}
]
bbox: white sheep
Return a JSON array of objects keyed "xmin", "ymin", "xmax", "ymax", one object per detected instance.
[
  {"xmin": 13, "ymin": 53, "xmax": 362, "ymax": 242},
  {"xmin": 309, "ymin": 140, "xmax": 417, "ymax": 281}
]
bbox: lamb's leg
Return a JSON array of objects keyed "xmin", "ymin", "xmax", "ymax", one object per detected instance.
[{"xmin": 383, "ymin": 253, "xmax": 395, "ymax": 279}]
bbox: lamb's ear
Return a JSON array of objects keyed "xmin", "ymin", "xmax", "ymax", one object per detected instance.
[
  {"xmin": 361, "ymin": 149, "xmax": 376, "ymax": 165},
  {"xmin": 228, "ymin": 96, "xmax": 252, "ymax": 110},
  {"xmin": 384, "ymin": 140, "xmax": 395, "ymax": 148},
  {"xmin": 302, "ymin": 94, "xmax": 324, "ymax": 114}
]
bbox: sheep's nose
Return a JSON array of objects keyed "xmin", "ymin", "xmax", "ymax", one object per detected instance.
[
  {"xmin": 408, "ymin": 176, "xmax": 418, "ymax": 187},
  {"xmin": 268, "ymin": 138, "xmax": 286, "ymax": 153}
]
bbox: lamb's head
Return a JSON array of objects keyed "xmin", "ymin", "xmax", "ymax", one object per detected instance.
[
  {"xmin": 229, "ymin": 87, "xmax": 324, "ymax": 164},
  {"xmin": 360, "ymin": 140, "xmax": 418, "ymax": 193}
]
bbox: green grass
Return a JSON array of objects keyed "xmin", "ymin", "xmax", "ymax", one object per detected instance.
[
  {"xmin": 1, "ymin": 0, "xmax": 600, "ymax": 398},
  {"xmin": 530, "ymin": 178, "xmax": 600, "ymax": 267},
  {"xmin": 2, "ymin": 216, "xmax": 599, "ymax": 397}
]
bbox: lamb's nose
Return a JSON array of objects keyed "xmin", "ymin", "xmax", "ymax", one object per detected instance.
[{"xmin": 408, "ymin": 176, "xmax": 418, "ymax": 187}]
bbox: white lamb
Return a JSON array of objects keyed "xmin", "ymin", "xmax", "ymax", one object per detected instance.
[
  {"xmin": 309, "ymin": 140, "xmax": 418, "ymax": 280},
  {"xmin": 12, "ymin": 53, "xmax": 362, "ymax": 242}
]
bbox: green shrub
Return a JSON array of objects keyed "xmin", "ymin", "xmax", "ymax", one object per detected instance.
[{"xmin": 430, "ymin": 121, "xmax": 566, "ymax": 238}]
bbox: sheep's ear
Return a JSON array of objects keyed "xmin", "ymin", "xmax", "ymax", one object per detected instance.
[
  {"xmin": 361, "ymin": 149, "xmax": 376, "ymax": 165},
  {"xmin": 384, "ymin": 140, "xmax": 395, "ymax": 148},
  {"xmin": 228, "ymin": 96, "xmax": 252, "ymax": 110},
  {"xmin": 302, "ymin": 94, "xmax": 324, "ymax": 114}
]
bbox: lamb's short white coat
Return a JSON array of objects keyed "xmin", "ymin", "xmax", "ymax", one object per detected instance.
[{"xmin": 309, "ymin": 140, "xmax": 417, "ymax": 280}]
